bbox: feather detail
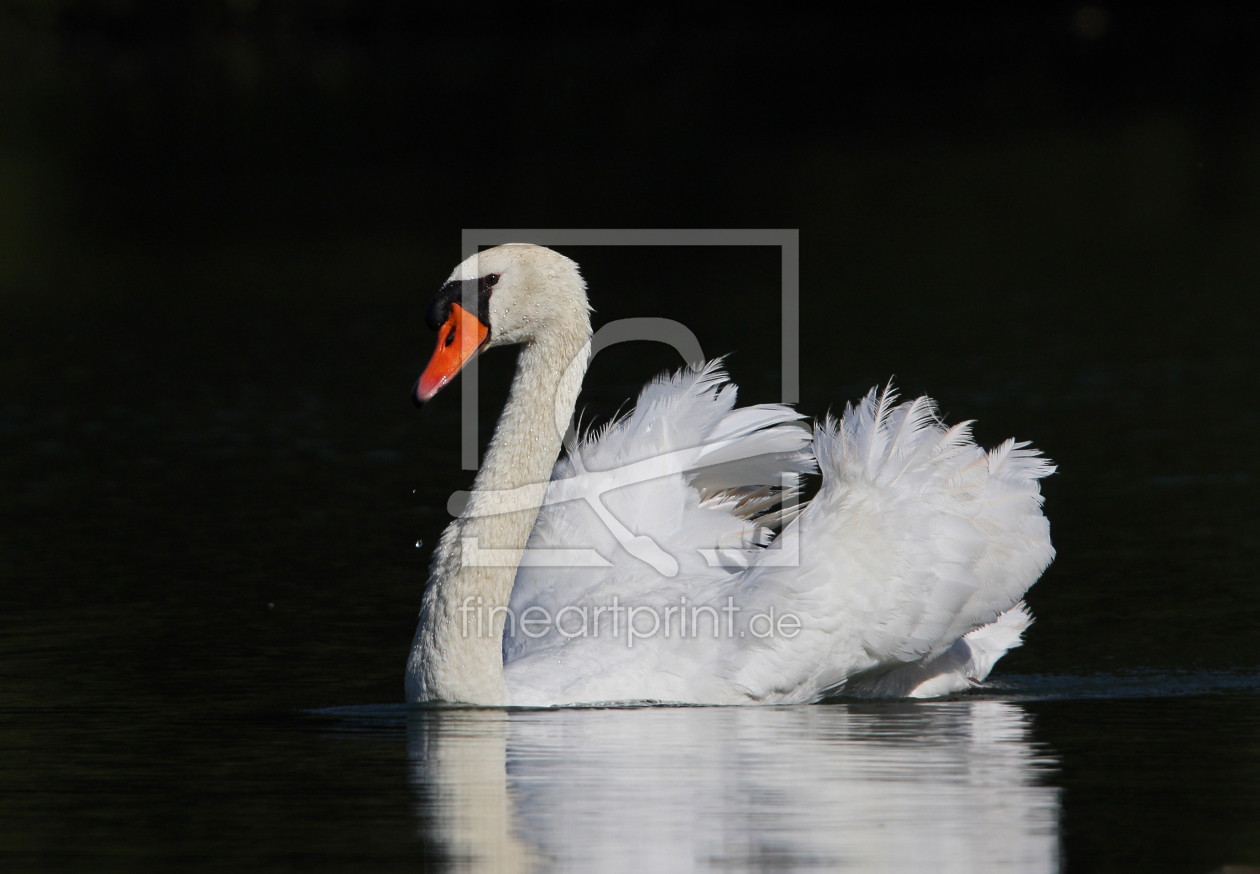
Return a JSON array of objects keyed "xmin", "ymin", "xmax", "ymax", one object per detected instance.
[{"xmin": 506, "ymin": 373, "xmax": 1055, "ymax": 705}]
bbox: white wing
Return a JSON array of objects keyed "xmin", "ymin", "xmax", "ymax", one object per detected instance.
[
  {"xmin": 503, "ymin": 360, "xmax": 815, "ymax": 666},
  {"xmin": 503, "ymin": 378, "xmax": 1055, "ymax": 705},
  {"xmin": 722, "ymin": 385, "xmax": 1055, "ymax": 701}
]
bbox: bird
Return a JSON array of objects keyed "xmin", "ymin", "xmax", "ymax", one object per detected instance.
[{"xmin": 405, "ymin": 243, "xmax": 1054, "ymax": 707}]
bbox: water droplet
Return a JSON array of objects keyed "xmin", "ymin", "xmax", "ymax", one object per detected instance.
[{"xmin": 415, "ymin": 540, "xmax": 424, "ymax": 548}]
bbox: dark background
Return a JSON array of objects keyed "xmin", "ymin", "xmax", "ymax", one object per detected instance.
[{"xmin": 1, "ymin": 3, "xmax": 1258, "ymax": 872}]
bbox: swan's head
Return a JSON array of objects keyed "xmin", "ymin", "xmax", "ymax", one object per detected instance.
[{"xmin": 413, "ymin": 243, "xmax": 590, "ymax": 405}]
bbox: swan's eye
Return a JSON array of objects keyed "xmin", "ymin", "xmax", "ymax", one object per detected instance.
[
  {"xmin": 485, "ymin": 273, "xmax": 500, "ymax": 287},
  {"xmin": 444, "ymin": 326, "xmax": 456, "ymax": 347}
]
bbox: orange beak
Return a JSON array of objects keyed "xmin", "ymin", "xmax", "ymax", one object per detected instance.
[{"xmin": 413, "ymin": 303, "xmax": 490, "ymax": 405}]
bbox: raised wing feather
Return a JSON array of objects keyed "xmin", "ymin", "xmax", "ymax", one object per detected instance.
[
  {"xmin": 502, "ymin": 377, "xmax": 1054, "ymax": 706},
  {"xmin": 504, "ymin": 361, "xmax": 814, "ymax": 665},
  {"xmin": 723, "ymin": 385, "xmax": 1054, "ymax": 699}
]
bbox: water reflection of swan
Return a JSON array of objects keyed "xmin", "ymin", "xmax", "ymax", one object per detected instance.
[
  {"xmin": 408, "ymin": 701, "xmax": 1060, "ymax": 873},
  {"xmin": 409, "ymin": 710, "xmax": 537, "ymax": 874}
]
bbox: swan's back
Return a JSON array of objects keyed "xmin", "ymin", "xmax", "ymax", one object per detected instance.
[{"xmin": 502, "ymin": 366, "xmax": 1054, "ymax": 706}]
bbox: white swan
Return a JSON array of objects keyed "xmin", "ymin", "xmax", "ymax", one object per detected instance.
[{"xmin": 405, "ymin": 244, "xmax": 1054, "ymax": 706}]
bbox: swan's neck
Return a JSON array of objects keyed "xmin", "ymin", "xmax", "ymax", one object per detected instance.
[{"xmin": 410, "ymin": 328, "xmax": 590, "ymax": 704}]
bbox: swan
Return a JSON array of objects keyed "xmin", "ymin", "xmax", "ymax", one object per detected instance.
[{"xmin": 405, "ymin": 243, "xmax": 1054, "ymax": 706}]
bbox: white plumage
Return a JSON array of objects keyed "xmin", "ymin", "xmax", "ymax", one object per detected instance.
[
  {"xmin": 406, "ymin": 244, "xmax": 1054, "ymax": 706},
  {"xmin": 504, "ymin": 368, "xmax": 1053, "ymax": 705}
]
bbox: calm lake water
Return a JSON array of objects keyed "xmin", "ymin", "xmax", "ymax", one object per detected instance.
[{"xmin": 3, "ymin": 7, "xmax": 1260, "ymax": 873}]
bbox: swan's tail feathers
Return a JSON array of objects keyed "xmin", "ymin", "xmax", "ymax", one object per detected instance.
[
  {"xmin": 908, "ymin": 601, "xmax": 1034, "ymax": 698},
  {"xmin": 958, "ymin": 600, "xmax": 1033, "ymax": 676},
  {"xmin": 843, "ymin": 603, "xmax": 1035, "ymax": 700}
]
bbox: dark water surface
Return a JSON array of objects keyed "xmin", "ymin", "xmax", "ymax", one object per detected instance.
[{"xmin": 3, "ymin": 6, "xmax": 1260, "ymax": 873}]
